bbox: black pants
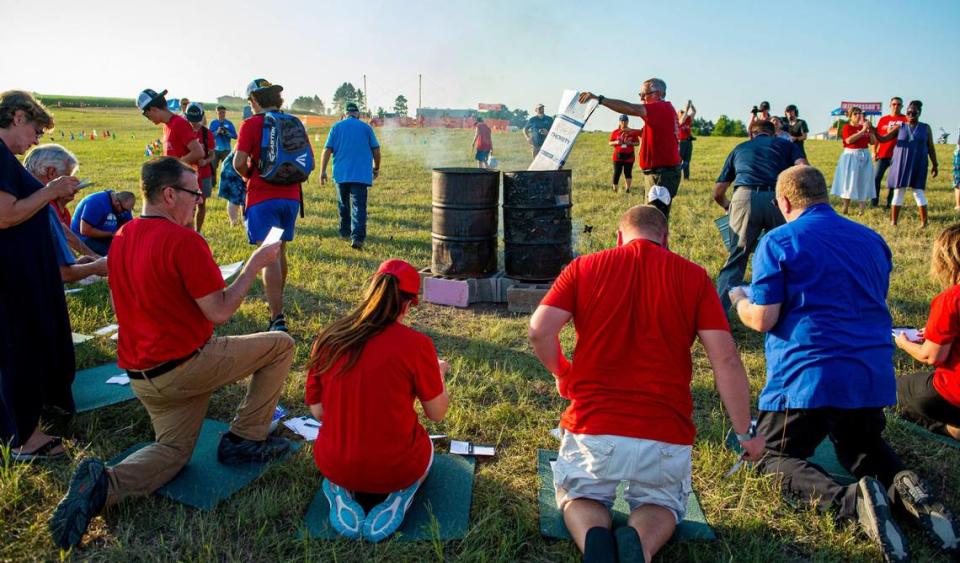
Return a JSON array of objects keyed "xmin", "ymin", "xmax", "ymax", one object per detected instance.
[
  {"xmin": 678, "ymin": 139, "xmax": 693, "ymax": 179},
  {"xmin": 756, "ymin": 408, "xmax": 905, "ymax": 519},
  {"xmin": 897, "ymin": 370, "xmax": 960, "ymax": 435},
  {"xmin": 873, "ymin": 157, "xmax": 893, "ymax": 207},
  {"xmin": 612, "ymin": 160, "xmax": 633, "ymax": 184}
]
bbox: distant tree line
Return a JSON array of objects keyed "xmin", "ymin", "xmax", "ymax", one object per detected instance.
[{"xmin": 691, "ymin": 116, "xmax": 748, "ymax": 137}]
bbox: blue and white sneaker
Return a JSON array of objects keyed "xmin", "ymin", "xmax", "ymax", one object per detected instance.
[
  {"xmin": 362, "ymin": 480, "xmax": 422, "ymax": 543},
  {"xmin": 321, "ymin": 479, "xmax": 365, "ymax": 540}
]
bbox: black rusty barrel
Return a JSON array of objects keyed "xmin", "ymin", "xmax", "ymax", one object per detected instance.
[
  {"xmin": 431, "ymin": 167, "xmax": 499, "ymax": 277},
  {"xmin": 502, "ymin": 169, "xmax": 573, "ymax": 281}
]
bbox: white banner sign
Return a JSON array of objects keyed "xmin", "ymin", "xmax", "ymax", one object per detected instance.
[{"xmin": 528, "ymin": 90, "xmax": 599, "ymax": 171}]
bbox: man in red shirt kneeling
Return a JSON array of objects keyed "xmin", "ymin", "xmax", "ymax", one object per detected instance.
[
  {"xmin": 529, "ymin": 205, "xmax": 764, "ymax": 563},
  {"xmin": 50, "ymin": 157, "xmax": 296, "ymax": 549}
]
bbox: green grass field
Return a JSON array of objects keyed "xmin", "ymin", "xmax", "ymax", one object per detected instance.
[{"xmin": 2, "ymin": 107, "xmax": 958, "ymax": 562}]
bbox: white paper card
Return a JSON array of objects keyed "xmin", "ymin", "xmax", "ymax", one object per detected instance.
[
  {"xmin": 106, "ymin": 374, "xmax": 130, "ymax": 385},
  {"xmin": 549, "ymin": 428, "xmax": 562, "ymax": 441},
  {"xmin": 262, "ymin": 227, "xmax": 284, "ymax": 246},
  {"xmin": 110, "ymin": 331, "xmax": 119, "ymax": 341},
  {"xmin": 528, "ymin": 90, "xmax": 599, "ymax": 171},
  {"xmin": 892, "ymin": 327, "xmax": 922, "ymax": 342},
  {"xmin": 550, "ymin": 461, "xmax": 557, "ymax": 472},
  {"xmin": 78, "ymin": 275, "xmax": 103, "ymax": 286},
  {"xmin": 283, "ymin": 416, "xmax": 321, "ymax": 441},
  {"xmin": 429, "ymin": 434, "xmax": 446, "ymax": 440},
  {"xmin": 450, "ymin": 440, "xmax": 495, "ymax": 456},
  {"xmin": 94, "ymin": 323, "xmax": 120, "ymax": 336},
  {"xmin": 72, "ymin": 332, "xmax": 93, "ymax": 345},
  {"xmin": 219, "ymin": 261, "xmax": 243, "ymax": 280},
  {"xmin": 65, "ymin": 288, "xmax": 83, "ymax": 295}
]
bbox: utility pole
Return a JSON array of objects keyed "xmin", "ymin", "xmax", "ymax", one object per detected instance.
[
  {"xmin": 418, "ymin": 73, "xmax": 422, "ymax": 113},
  {"xmin": 363, "ymin": 74, "xmax": 368, "ymax": 113}
]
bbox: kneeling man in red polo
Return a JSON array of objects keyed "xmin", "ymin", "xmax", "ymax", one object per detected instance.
[
  {"xmin": 50, "ymin": 156, "xmax": 296, "ymax": 549},
  {"xmin": 529, "ymin": 205, "xmax": 765, "ymax": 563}
]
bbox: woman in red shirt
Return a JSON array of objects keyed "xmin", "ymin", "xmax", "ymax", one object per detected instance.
[
  {"xmin": 305, "ymin": 259, "xmax": 450, "ymax": 542},
  {"xmin": 895, "ymin": 224, "xmax": 960, "ymax": 441},
  {"xmin": 830, "ymin": 107, "xmax": 876, "ymax": 215}
]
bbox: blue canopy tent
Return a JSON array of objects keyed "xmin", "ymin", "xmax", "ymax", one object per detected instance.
[{"xmin": 829, "ymin": 103, "xmax": 882, "ymax": 139}]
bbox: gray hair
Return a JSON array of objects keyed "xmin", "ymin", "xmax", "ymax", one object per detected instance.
[
  {"xmin": 643, "ymin": 78, "xmax": 667, "ymax": 96},
  {"xmin": 23, "ymin": 143, "xmax": 78, "ymax": 178}
]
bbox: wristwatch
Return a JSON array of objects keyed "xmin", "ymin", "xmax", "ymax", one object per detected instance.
[{"xmin": 736, "ymin": 423, "xmax": 757, "ymax": 443}]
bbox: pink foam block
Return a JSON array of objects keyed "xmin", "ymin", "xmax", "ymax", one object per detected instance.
[{"xmin": 423, "ymin": 277, "xmax": 470, "ymax": 307}]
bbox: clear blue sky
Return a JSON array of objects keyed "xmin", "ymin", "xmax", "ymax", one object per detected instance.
[{"xmin": 1, "ymin": 0, "xmax": 957, "ymax": 137}]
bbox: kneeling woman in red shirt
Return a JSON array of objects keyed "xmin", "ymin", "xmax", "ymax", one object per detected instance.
[
  {"xmin": 305, "ymin": 259, "xmax": 450, "ymax": 541},
  {"xmin": 895, "ymin": 224, "xmax": 960, "ymax": 441}
]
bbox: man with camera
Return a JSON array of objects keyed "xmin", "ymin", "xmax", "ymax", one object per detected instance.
[{"xmin": 209, "ymin": 105, "xmax": 237, "ymax": 187}]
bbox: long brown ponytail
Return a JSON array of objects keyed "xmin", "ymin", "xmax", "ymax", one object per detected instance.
[{"xmin": 308, "ymin": 274, "xmax": 415, "ymax": 375}]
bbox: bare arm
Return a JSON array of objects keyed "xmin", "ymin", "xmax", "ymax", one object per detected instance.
[
  {"xmin": 734, "ymin": 297, "xmax": 782, "ymax": 332},
  {"xmin": 421, "ymin": 360, "xmax": 450, "ymax": 422},
  {"xmin": 181, "ymin": 139, "xmax": 204, "ymax": 166},
  {"xmin": 928, "ymin": 125, "xmax": 939, "ymax": 176},
  {"xmin": 79, "ymin": 220, "xmax": 115, "ymax": 239},
  {"xmin": 0, "ymin": 177, "xmax": 78, "ymax": 229},
  {"xmin": 61, "ymin": 222, "xmax": 100, "ymax": 257},
  {"xmin": 372, "ymin": 147, "xmax": 381, "ymax": 177},
  {"xmin": 194, "ymin": 242, "xmax": 281, "ymax": 324},
  {"xmin": 320, "ymin": 147, "xmax": 333, "ymax": 185},
  {"xmin": 713, "ymin": 182, "xmax": 732, "ymax": 210},
  {"xmin": 528, "ymin": 305, "xmax": 574, "ymax": 377},
  {"xmin": 578, "ymin": 92, "xmax": 646, "ymax": 118},
  {"xmin": 60, "ymin": 257, "xmax": 108, "ymax": 283},
  {"xmin": 896, "ymin": 333, "xmax": 951, "ymax": 365},
  {"xmin": 233, "ymin": 150, "xmax": 250, "ymax": 176},
  {"xmin": 699, "ymin": 329, "xmax": 765, "ymax": 461},
  {"xmin": 874, "ymin": 123, "xmax": 901, "ymax": 143}
]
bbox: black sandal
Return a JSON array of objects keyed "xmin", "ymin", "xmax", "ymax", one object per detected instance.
[{"xmin": 11, "ymin": 436, "xmax": 66, "ymax": 462}]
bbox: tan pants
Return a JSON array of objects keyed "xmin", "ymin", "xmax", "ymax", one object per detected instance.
[{"xmin": 105, "ymin": 332, "xmax": 294, "ymax": 505}]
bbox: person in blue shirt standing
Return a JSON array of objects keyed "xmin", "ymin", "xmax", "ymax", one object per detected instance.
[
  {"xmin": 209, "ymin": 105, "xmax": 237, "ymax": 185},
  {"xmin": 69, "ymin": 189, "xmax": 135, "ymax": 255},
  {"xmin": 729, "ymin": 165, "xmax": 959, "ymax": 562},
  {"xmin": 523, "ymin": 103, "xmax": 554, "ymax": 158},
  {"xmin": 320, "ymin": 102, "xmax": 381, "ymax": 250},
  {"xmin": 713, "ymin": 119, "xmax": 807, "ymax": 309}
]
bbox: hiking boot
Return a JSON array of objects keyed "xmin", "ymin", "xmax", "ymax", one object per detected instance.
[
  {"xmin": 894, "ymin": 470, "xmax": 960, "ymax": 555},
  {"xmin": 856, "ymin": 476, "xmax": 910, "ymax": 562},
  {"xmin": 216, "ymin": 433, "xmax": 290, "ymax": 465},
  {"xmin": 322, "ymin": 479, "xmax": 365, "ymax": 539},
  {"xmin": 49, "ymin": 457, "xmax": 109, "ymax": 549},
  {"xmin": 362, "ymin": 479, "xmax": 423, "ymax": 542},
  {"xmin": 267, "ymin": 313, "xmax": 288, "ymax": 333},
  {"xmin": 351, "ymin": 240, "xmax": 364, "ymax": 250}
]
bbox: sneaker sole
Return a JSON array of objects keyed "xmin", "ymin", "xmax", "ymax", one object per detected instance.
[
  {"xmin": 50, "ymin": 459, "xmax": 106, "ymax": 548},
  {"xmin": 895, "ymin": 475, "xmax": 960, "ymax": 554},
  {"xmin": 858, "ymin": 478, "xmax": 909, "ymax": 562},
  {"xmin": 322, "ymin": 480, "xmax": 364, "ymax": 539},
  {"xmin": 363, "ymin": 484, "xmax": 420, "ymax": 542}
]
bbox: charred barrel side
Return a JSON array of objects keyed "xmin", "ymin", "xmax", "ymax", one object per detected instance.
[
  {"xmin": 502, "ymin": 169, "xmax": 573, "ymax": 281},
  {"xmin": 431, "ymin": 167, "xmax": 499, "ymax": 277}
]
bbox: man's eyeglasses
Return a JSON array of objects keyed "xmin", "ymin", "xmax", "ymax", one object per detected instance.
[{"xmin": 167, "ymin": 185, "xmax": 204, "ymax": 201}]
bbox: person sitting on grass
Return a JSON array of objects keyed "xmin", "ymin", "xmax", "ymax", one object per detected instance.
[
  {"xmin": 528, "ymin": 205, "xmax": 764, "ymax": 563},
  {"xmin": 729, "ymin": 165, "xmax": 959, "ymax": 562},
  {"xmin": 895, "ymin": 223, "xmax": 960, "ymax": 441},
  {"xmin": 305, "ymin": 259, "xmax": 449, "ymax": 542},
  {"xmin": 69, "ymin": 189, "xmax": 135, "ymax": 256},
  {"xmin": 49, "ymin": 157, "xmax": 295, "ymax": 549}
]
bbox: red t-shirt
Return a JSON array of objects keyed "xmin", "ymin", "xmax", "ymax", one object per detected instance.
[
  {"xmin": 540, "ymin": 239, "xmax": 730, "ymax": 445},
  {"xmin": 50, "ymin": 201, "xmax": 71, "ymax": 226},
  {"xmin": 164, "ymin": 114, "xmax": 195, "ymax": 159},
  {"xmin": 475, "ymin": 123, "xmax": 492, "ymax": 151},
  {"xmin": 195, "ymin": 127, "xmax": 215, "ymax": 180},
  {"xmin": 876, "ymin": 114, "xmax": 908, "ymax": 159},
  {"xmin": 842, "ymin": 123, "xmax": 870, "ymax": 149},
  {"xmin": 108, "ymin": 217, "xmax": 225, "ymax": 370},
  {"xmin": 923, "ymin": 285, "xmax": 960, "ymax": 407},
  {"xmin": 235, "ymin": 114, "xmax": 302, "ymax": 209},
  {"xmin": 678, "ymin": 115, "xmax": 693, "ymax": 141},
  {"xmin": 638, "ymin": 100, "xmax": 681, "ymax": 170},
  {"xmin": 609, "ymin": 128, "xmax": 641, "ymax": 163},
  {"xmin": 305, "ymin": 322, "xmax": 445, "ymax": 493}
]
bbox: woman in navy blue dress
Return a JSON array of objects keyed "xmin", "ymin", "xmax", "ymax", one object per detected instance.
[
  {"xmin": 0, "ymin": 91, "xmax": 80, "ymax": 460},
  {"xmin": 876, "ymin": 100, "xmax": 940, "ymax": 227}
]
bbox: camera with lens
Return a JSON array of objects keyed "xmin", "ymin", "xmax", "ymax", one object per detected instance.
[{"xmin": 750, "ymin": 106, "xmax": 759, "ymax": 115}]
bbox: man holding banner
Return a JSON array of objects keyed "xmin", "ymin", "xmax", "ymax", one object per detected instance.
[{"xmin": 579, "ymin": 79, "xmax": 682, "ymax": 219}]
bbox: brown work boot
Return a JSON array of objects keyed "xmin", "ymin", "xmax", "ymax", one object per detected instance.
[
  {"xmin": 891, "ymin": 205, "xmax": 901, "ymax": 226},
  {"xmin": 919, "ymin": 205, "xmax": 928, "ymax": 228}
]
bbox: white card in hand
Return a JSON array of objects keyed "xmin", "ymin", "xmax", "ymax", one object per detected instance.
[
  {"xmin": 450, "ymin": 440, "xmax": 495, "ymax": 456},
  {"xmin": 892, "ymin": 327, "xmax": 922, "ymax": 342},
  {"xmin": 106, "ymin": 374, "xmax": 130, "ymax": 385},
  {"xmin": 219, "ymin": 261, "xmax": 243, "ymax": 280},
  {"xmin": 262, "ymin": 227, "xmax": 284, "ymax": 246}
]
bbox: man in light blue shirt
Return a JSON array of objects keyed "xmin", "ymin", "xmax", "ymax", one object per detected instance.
[
  {"xmin": 730, "ymin": 165, "xmax": 959, "ymax": 562},
  {"xmin": 321, "ymin": 102, "xmax": 381, "ymax": 250},
  {"xmin": 209, "ymin": 105, "xmax": 237, "ymax": 187}
]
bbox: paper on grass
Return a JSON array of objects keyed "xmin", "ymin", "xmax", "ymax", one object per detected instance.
[
  {"xmin": 262, "ymin": 227, "xmax": 284, "ymax": 246},
  {"xmin": 429, "ymin": 434, "xmax": 447, "ymax": 440},
  {"xmin": 72, "ymin": 332, "xmax": 93, "ymax": 345},
  {"xmin": 94, "ymin": 323, "xmax": 119, "ymax": 336},
  {"xmin": 65, "ymin": 288, "xmax": 83, "ymax": 295},
  {"xmin": 284, "ymin": 416, "xmax": 321, "ymax": 441},
  {"xmin": 78, "ymin": 274, "xmax": 103, "ymax": 286},
  {"xmin": 450, "ymin": 440, "xmax": 495, "ymax": 456},
  {"xmin": 110, "ymin": 331, "xmax": 119, "ymax": 341},
  {"xmin": 106, "ymin": 374, "xmax": 130, "ymax": 385},
  {"xmin": 528, "ymin": 90, "xmax": 600, "ymax": 171},
  {"xmin": 892, "ymin": 327, "xmax": 922, "ymax": 342},
  {"xmin": 219, "ymin": 261, "xmax": 243, "ymax": 280}
]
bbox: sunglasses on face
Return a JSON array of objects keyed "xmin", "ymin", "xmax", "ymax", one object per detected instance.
[
  {"xmin": 167, "ymin": 185, "xmax": 204, "ymax": 201},
  {"xmin": 906, "ymin": 110, "xmax": 919, "ymax": 116}
]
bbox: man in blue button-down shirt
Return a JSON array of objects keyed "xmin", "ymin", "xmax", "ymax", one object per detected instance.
[
  {"xmin": 713, "ymin": 120, "xmax": 806, "ymax": 308},
  {"xmin": 320, "ymin": 102, "xmax": 381, "ymax": 250},
  {"xmin": 730, "ymin": 165, "xmax": 959, "ymax": 562}
]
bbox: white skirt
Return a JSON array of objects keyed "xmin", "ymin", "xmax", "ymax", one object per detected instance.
[{"xmin": 831, "ymin": 148, "xmax": 875, "ymax": 201}]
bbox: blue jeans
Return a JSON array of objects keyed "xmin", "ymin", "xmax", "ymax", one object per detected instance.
[
  {"xmin": 337, "ymin": 183, "xmax": 368, "ymax": 243},
  {"xmin": 874, "ymin": 157, "xmax": 892, "ymax": 207}
]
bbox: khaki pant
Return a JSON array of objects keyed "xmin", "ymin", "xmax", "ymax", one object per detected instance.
[{"xmin": 105, "ymin": 332, "xmax": 294, "ymax": 505}]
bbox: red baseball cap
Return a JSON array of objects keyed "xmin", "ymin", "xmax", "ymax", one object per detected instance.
[{"xmin": 376, "ymin": 259, "xmax": 420, "ymax": 305}]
